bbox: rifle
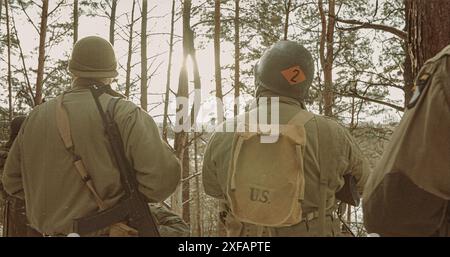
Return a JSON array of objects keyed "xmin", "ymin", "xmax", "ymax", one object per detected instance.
[{"xmin": 72, "ymin": 85, "xmax": 160, "ymax": 237}]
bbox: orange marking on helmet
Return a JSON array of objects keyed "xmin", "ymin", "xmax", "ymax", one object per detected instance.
[{"xmin": 281, "ymin": 66, "xmax": 306, "ymax": 85}]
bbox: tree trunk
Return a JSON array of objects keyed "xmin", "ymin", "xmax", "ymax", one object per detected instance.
[
  {"xmin": 183, "ymin": 4, "xmax": 203, "ymax": 227},
  {"xmin": 181, "ymin": 138, "xmax": 190, "ymax": 224},
  {"xmin": 406, "ymin": 0, "xmax": 450, "ymax": 81},
  {"xmin": 214, "ymin": 0, "xmax": 224, "ymax": 123},
  {"xmin": 11, "ymin": 10, "xmax": 34, "ymax": 106},
  {"xmin": 233, "ymin": 0, "xmax": 240, "ymax": 117},
  {"xmin": 109, "ymin": 0, "xmax": 117, "ymax": 45},
  {"xmin": 5, "ymin": 0, "xmax": 12, "ymax": 120},
  {"xmin": 183, "ymin": 20, "xmax": 203, "ymax": 226},
  {"xmin": 140, "ymin": 0, "xmax": 148, "ymax": 111},
  {"xmin": 73, "ymin": 0, "xmax": 78, "ymax": 44},
  {"xmin": 194, "ymin": 134, "xmax": 202, "ymax": 237},
  {"xmin": 125, "ymin": 0, "xmax": 136, "ymax": 99},
  {"xmin": 172, "ymin": 0, "xmax": 192, "ymax": 219},
  {"xmin": 283, "ymin": 0, "xmax": 292, "ymax": 40},
  {"xmin": 402, "ymin": 42, "xmax": 414, "ymax": 106},
  {"xmin": 162, "ymin": 0, "xmax": 176, "ymax": 142},
  {"xmin": 318, "ymin": 0, "xmax": 335, "ymax": 117},
  {"xmin": 34, "ymin": 0, "xmax": 49, "ymax": 106},
  {"xmin": 172, "ymin": 62, "xmax": 188, "ymax": 217},
  {"xmin": 0, "ymin": 0, "xmax": 3, "ymax": 30},
  {"xmin": 189, "ymin": 32, "xmax": 201, "ymax": 126}
]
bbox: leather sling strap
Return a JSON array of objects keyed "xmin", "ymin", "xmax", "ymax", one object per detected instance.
[{"xmin": 55, "ymin": 93, "xmax": 107, "ymax": 211}]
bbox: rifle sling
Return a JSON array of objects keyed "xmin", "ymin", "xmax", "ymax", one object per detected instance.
[
  {"xmin": 89, "ymin": 86, "xmax": 160, "ymax": 237},
  {"xmin": 55, "ymin": 93, "xmax": 108, "ymax": 211},
  {"xmin": 73, "ymin": 199, "xmax": 129, "ymax": 236}
]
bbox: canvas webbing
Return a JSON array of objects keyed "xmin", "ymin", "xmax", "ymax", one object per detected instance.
[
  {"xmin": 315, "ymin": 117, "xmax": 332, "ymax": 236},
  {"xmin": 287, "ymin": 111, "xmax": 314, "ymax": 126},
  {"xmin": 288, "ymin": 111, "xmax": 331, "ymax": 236},
  {"xmin": 288, "ymin": 111, "xmax": 314, "ymax": 213},
  {"xmin": 229, "ymin": 135, "xmax": 245, "ymax": 191},
  {"xmin": 55, "ymin": 93, "xmax": 107, "ymax": 211}
]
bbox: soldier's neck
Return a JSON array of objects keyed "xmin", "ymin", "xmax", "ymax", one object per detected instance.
[
  {"xmin": 71, "ymin": 78, "xmax": 110, "ymax": 89},
  {"xmin": 256, "ymin": 91, "xmax": 306, "ymax": 110}
]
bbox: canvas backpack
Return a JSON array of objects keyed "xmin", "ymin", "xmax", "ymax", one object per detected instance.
[{"xmin": 226, "ymin": 111, "xmax": 314, "ymax": 227}]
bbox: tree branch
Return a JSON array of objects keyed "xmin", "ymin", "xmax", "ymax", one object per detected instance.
[
  {"xmin": 336, "ymin": 17, "xmax": 407, "ymax": 40},
  {"xmin": 335, "ymin": 91, "xmax": 404, "ymax": 112}
]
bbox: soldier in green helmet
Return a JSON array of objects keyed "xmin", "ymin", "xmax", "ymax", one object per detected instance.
[
  {"xmin": 2, "ymin": 36, "xmax": 182, "ymax": 236},
  {"xmin": 202, "ymin": 40, "xmax": 370, "ymax": 237}
]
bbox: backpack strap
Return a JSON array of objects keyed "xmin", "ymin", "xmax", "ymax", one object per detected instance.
[
  {"xmin": 289, "ymin": 110, "xmax": 331, "ymax": 236},
  {"xmin": 55, "ymin": 93, "xmax": 118, "ymax": 211},
  {"xmin": 287, "ymin": 111, "xmax": 314, "ymax": 126},
  {"xmin": 315, "ymin": 118, "xmax": 333, "ymax": 236},
  {"xmin": 229, "ymin": 132, "xmax": 257, "ymax": 191},
  {"xmin": 287, "ymin": 111, "xmax": 314, "ymax": 204}
]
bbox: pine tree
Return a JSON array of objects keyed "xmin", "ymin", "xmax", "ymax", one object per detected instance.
[
  {"xmin": 34, "ymin": 0, "xmax": 49, "ymax": 106},
  {"xmin": 140, "ymin": 0, "xmax": 148, "ymax": 111}
]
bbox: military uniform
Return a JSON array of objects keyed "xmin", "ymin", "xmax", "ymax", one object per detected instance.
[
  {"xmin": 363, "ymin": 44, "xmax": 450, "ymax": 237},
  {"xmin": 203, "ymin": 95, "xmax": 369, "ymax": 236},
  {"xmin": 202, "ymin": 41, "xmax": 369, "ymax": 237},
  {"xmin": 2, "ymin": 36, "xmax": 181, "ymax": 236},
  {"xmin": 1, "ymin": 117, "xmax": 28, "ymax": 237},
  {"xmin": 150, "ymin": 204, "xmax": 190, "ymax": 237}
]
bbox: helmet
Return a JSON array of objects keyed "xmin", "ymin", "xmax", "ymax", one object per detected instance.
[
  {"xmin": 68, "ymin": 36, "xmax": 118, "ymax": 78},
  {"xmin": 254, "ymin": 40, "xmax": 314, "ymax": 102}
]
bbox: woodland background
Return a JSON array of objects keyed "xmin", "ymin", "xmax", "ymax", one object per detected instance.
[{"xmin": 0, "ymin": 0, "xmax": 449, "ymax": 236}]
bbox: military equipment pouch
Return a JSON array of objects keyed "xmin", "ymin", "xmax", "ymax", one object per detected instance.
[{"xmin": 226, "ymin": 111, "xmax": 313, "ymax": 227}]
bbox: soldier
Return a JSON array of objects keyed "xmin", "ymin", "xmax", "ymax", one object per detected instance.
[
  {"xmin": 363, "ymin": 44, "xmax": 450, "ymax": 237},
  {"xmin": 202, "ymin": 40, "xmax": 370, "ymax": 237},
  {"xmin": 2, "ymin": 36, "xmax": 181, "ymax": 236},
  {"xmin": 1, "ymin": 116, "xmax": 28, "ymax": 237}
]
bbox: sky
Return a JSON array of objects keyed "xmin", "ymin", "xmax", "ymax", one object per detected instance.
[{"xmin": 1, "ymin": 0, "xmax": 404, "ymax": 125}]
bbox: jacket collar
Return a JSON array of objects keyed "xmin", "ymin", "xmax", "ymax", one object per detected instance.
[
  {"xmin": 250, "ymin": 90, "xmax": 306, "ymax": 110},
  {"xmin": 68, "ymin": 78, "xmax": 125, "ymax": 98},
  {"xmin": 71, "ymin": 78, "xmax": 104, "ymax": 90}
]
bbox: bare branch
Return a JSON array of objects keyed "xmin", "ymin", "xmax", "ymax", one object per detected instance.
[
  {"xmin": 335, "ymin": 91, "xmax": 404, "ymax": 112},
  {"xmin": 336, "ymin": 18, "xmax": 407, "ymax": 40}
]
